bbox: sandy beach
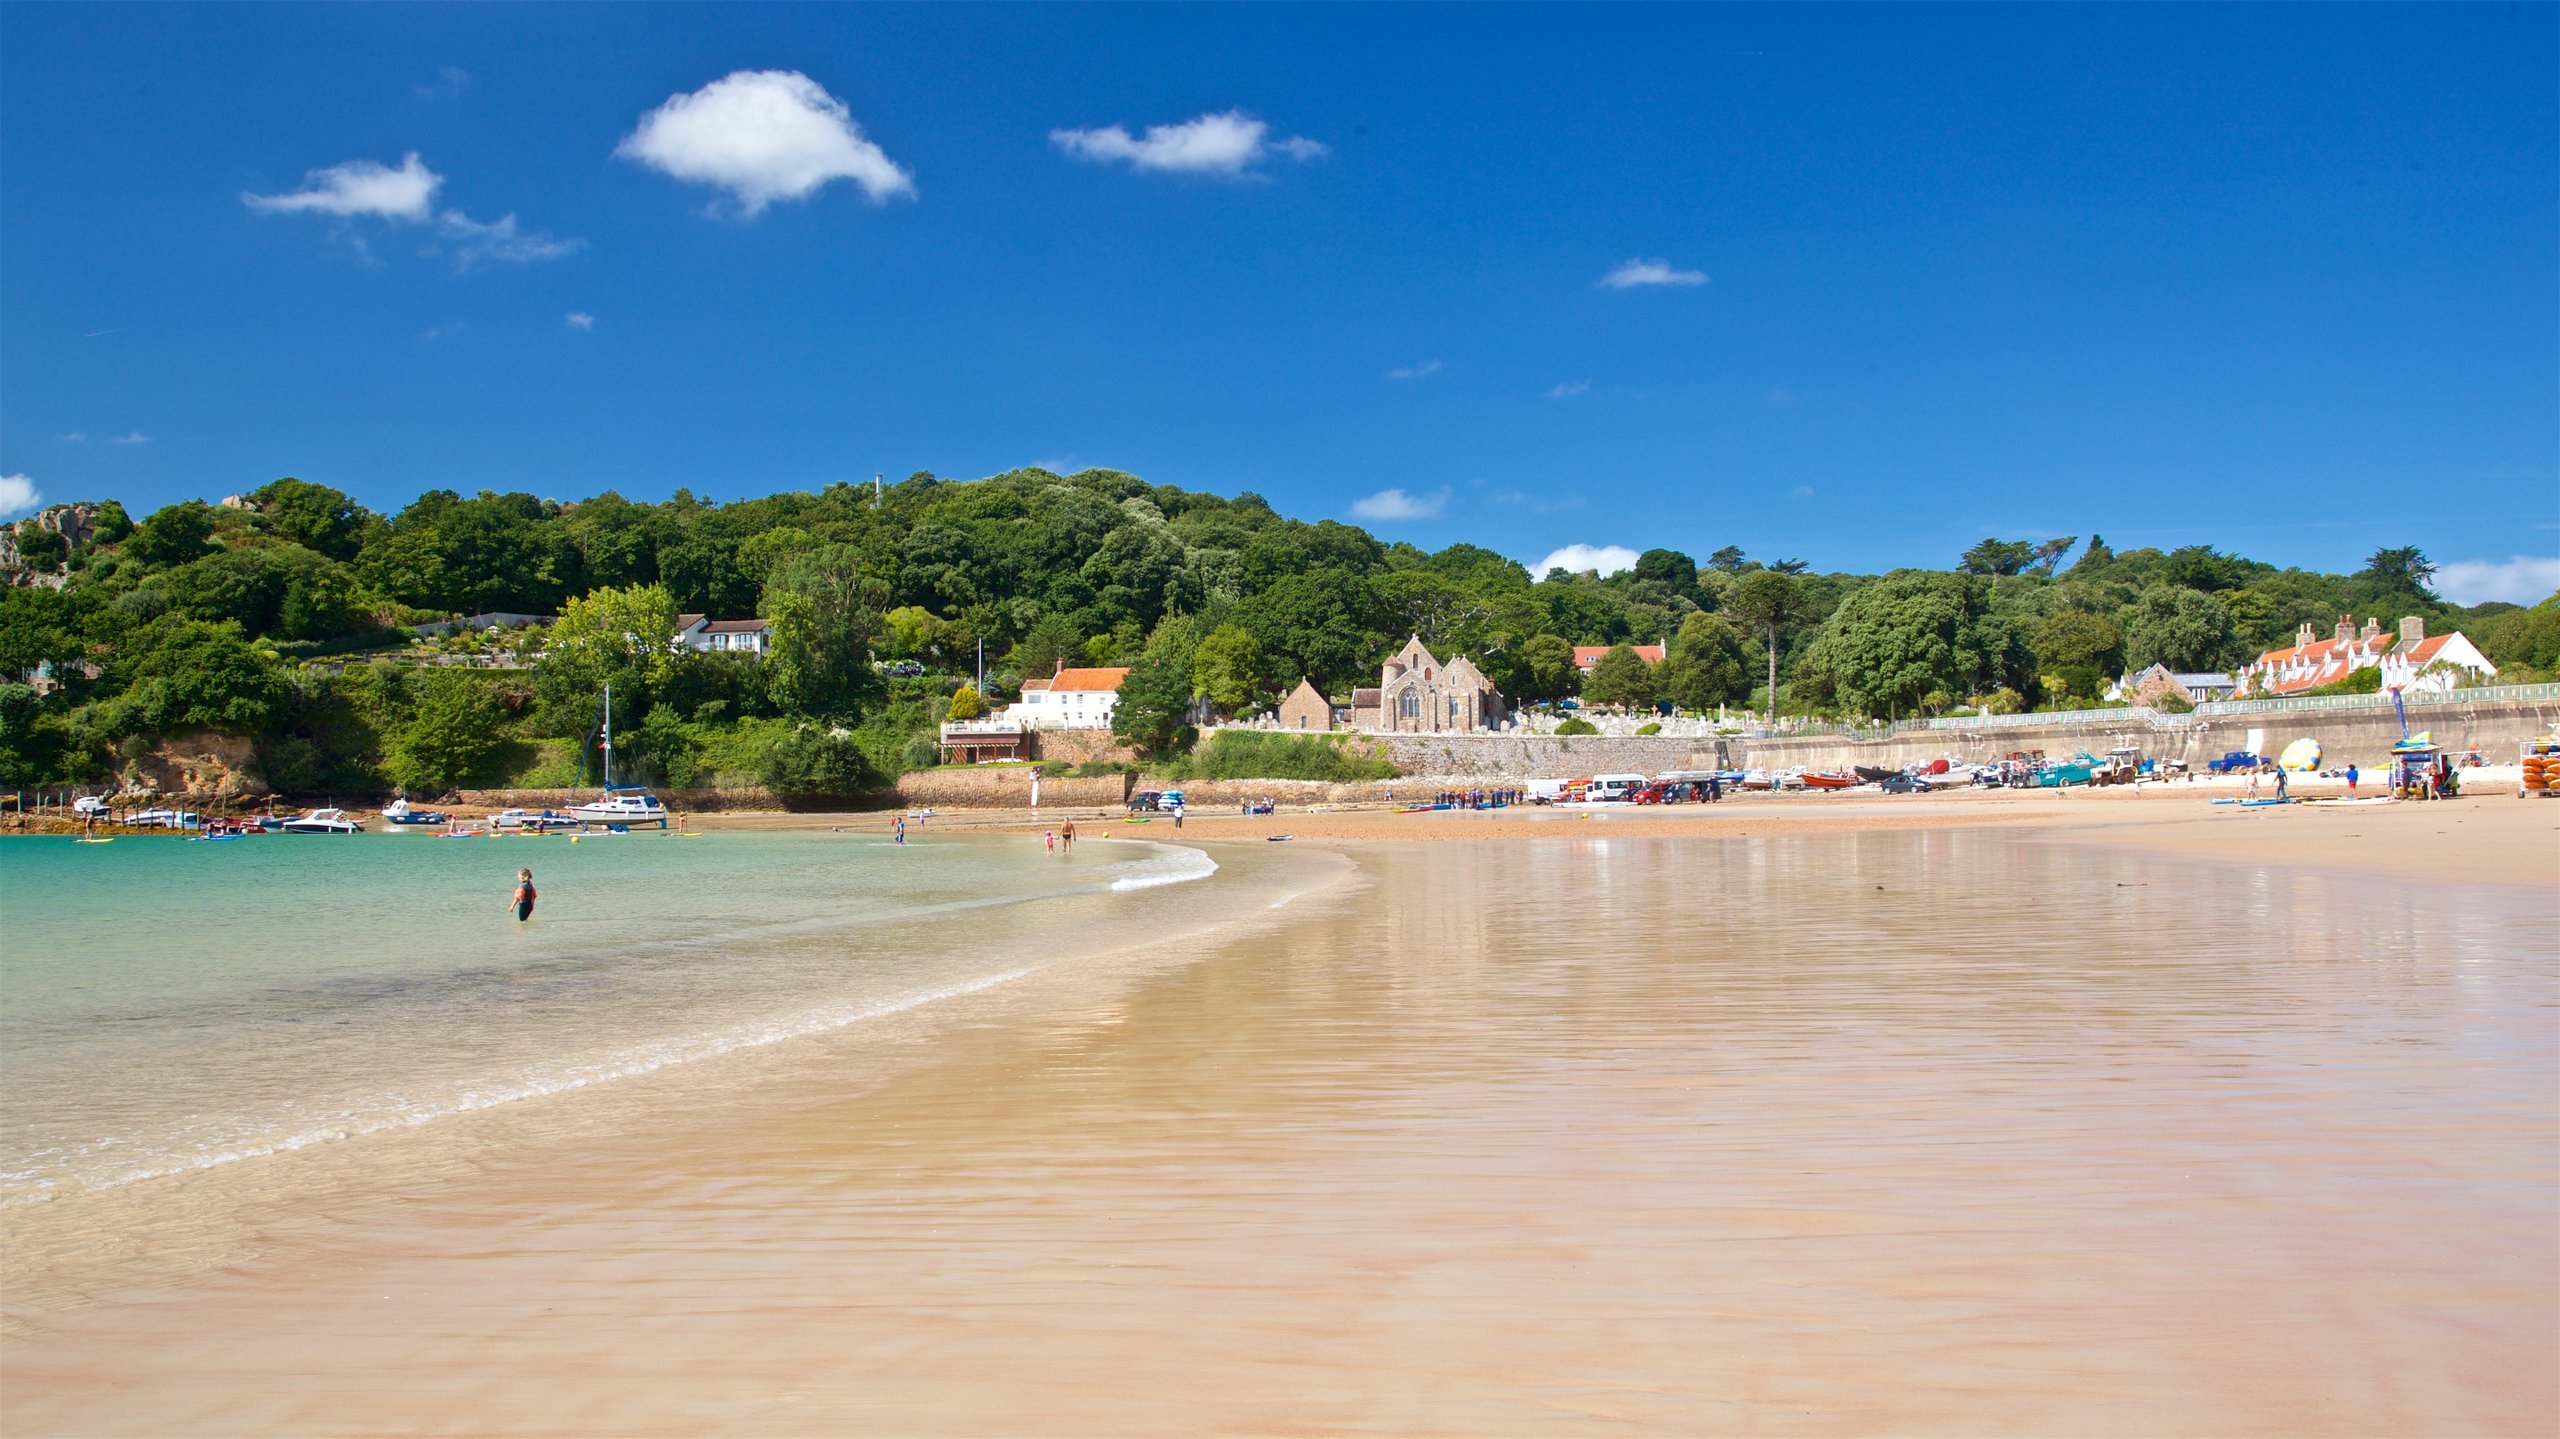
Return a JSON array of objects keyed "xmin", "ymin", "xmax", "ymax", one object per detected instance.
[{"xmin": 5, "ymin": 796, "xmax": 2554, "ymax": 1436}]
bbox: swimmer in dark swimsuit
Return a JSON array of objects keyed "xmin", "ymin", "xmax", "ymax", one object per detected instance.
[{"xmin": 510, "ymin": 868, "xmax": 537, "ymax": 923}]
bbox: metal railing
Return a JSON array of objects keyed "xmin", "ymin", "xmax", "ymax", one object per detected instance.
[{"xmin": 2190, "ymin": 682, "xmax": 2560, "ymax": 717}]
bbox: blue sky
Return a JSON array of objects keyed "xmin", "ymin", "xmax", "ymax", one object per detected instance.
[{"xmin": 4, "ymin": 3, "xmax": 2555, "ymax": 600}]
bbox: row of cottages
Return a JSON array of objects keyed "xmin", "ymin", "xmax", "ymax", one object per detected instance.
[
  {"xmin": 2238, "ymin": 615, "xmax": 2495, "ymax": 697},
  {"xmin": 1275, "ymin": 636, "xmax": 1509, "ymax": 734}
]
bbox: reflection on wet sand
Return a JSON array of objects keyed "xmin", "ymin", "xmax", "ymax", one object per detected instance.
[{"xmin": 7, "ymin": 830, "xmax": 2553, "ymax": 1436}]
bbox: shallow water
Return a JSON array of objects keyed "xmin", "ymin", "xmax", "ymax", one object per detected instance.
[
  {"xmin": 4, "ymin": 828, "xmax": 2553, "ymax": 1435},
  {"xmin": 0, "ymin": 829, "xmax": 1208, "ymax": 1205}
]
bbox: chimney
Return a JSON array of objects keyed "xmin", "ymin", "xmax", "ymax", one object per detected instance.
[
  {"xmin": 1055, "ymin": 659, "xmax": 1066, "ymax": 678},
  {"xmin": 2333, "ymin": 614, "xmax": 2354, "ymax": 644},
  {"xmin": 2360, "ymin": 617, "xmax": 2381, "ymax": 644},
  {"xmin": 2399, "ymin": 615, "xmax": 2424, "ymax": 645},
  {"xmin": 2296, "ymin": 621, "xmax": 2317, "ymax": 649}
]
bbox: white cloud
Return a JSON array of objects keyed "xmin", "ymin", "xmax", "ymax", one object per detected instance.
[
  {"xmin": 415, "ymin": 64, "xmax": 471, "ymax": 99},
  {"xmin": 108, "ymin": 431, "xmax": 149, "ymax": 445},
  {"xmin": 58, "ymin": 432, "xmax": 85, "ymax": 443},
  {"xmin": 421, "ymin": 322, "xmax": 465, "ymax": 342},
  {"xmin": 1790, "ymin": 484, "xmax": 1816, "ymax": 498},
  {"xmin": 1601, "ymin": 257, "xmax": 1707, "ymax": 289},
  {"xmin": 617, "ymin": 70, "xmax": 915, "ymax": 214},
  {"xmin": 436, "ymin": 210, "xmax": 582, "ymax": 269},
  {"xmin": 1387, "ymin": 359, "xmax": 1443, "ymax": 381},
  {"xmin": 1051, "ymin": 110, "xmax": 1324, "ymax": 177},
  {"xmin": 565, "ymin": 311, "xmax": 595, "ymax": 330},
  {"xmin": 1534, "ymin": 543, "xmax": 1641, "ymax": 578},
  {"xmin": 2434, "ymin": 554, "xmax": 2560, "ymax": 606},
  {"xmin": 1350, "ymin": 487, "xmax": 1450, "ymax": 522},
  {"xmin": 0, "ymin": 473, "xmax": 40, "ymax": 516},
  {"xmin": 1545, "ymin": 379, "xmax": 1592, "ymax": 399},
  {"xmin": 244, "ymin": 153, "xmax": 442, "ymax": 220}
]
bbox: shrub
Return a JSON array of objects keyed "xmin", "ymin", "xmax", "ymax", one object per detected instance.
[
  {"xmin": 2155, "ymin": 691, "xmax": 2195, "ymax": 714},
  {"xmin": 1180, "ymin": 730, "xmax": 1397, "ymax": 782},
  {"xmin": 946, "ymin": 684, "xmax": 986, "ymax": 720},
  {"xmin": 1635, "ymin": 721, "xmax": 1662, "ymax": 735},
  {"xmin": 758, "ymin": 725, "xmax": 884, "ymax": 796},
  {"xmin": 1555, "ymin": 717, "xmax": 1599, "ymax": 736}
]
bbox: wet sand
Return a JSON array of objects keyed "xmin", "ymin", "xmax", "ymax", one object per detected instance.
[{"xmin": 6, "ymin": 815, "xmax": 2554, "ymax": 1435}]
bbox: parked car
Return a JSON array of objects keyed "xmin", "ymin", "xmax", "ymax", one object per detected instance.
[
  {"xmin": 2206, "ymin": 751, "xmax": 2265, "ymax": 773},
  {"xmin": 1879, "ymin": 773, "xmax": 1931, "ymax": 794},
  {"xmin": 1128, "ymin": 790, "xmax": 1165, "ymax": 813}
]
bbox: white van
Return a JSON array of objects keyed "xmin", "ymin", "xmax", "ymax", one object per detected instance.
[{"xmin": 1586, "ymin": 773, "xmax": 1649, "ymax": 803}]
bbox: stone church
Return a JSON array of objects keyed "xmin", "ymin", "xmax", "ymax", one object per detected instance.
[{"xmin": 1346, "ymin": 635, "xmax": 1508, "ymax": 733}]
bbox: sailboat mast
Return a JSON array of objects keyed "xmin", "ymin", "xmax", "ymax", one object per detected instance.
[{"xmin": 600, "ymin": 680, "xmax": 613, "ymax": 789}]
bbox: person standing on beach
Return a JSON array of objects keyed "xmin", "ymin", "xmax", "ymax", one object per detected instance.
[
  {"xmin": 893, "ymin": 815, "xmax": 907, "ymax": 845},
  {"xmin": 1044, "ymin": 829, "xmax": 1056, "ymax": 853},
  {"xmin": 2274, "ymin": 766, "xmax": 2290, "ymax": 802},
  {"xmin": 509, "ymin": 868, "xmax": 537, "ymax": 923},
  {"xmin": 1061, "ymin": 819, "xmax": 1075, "ymax": 850},
  {"xmin": 2346, "ymin": 762, "xmax": 2358, "ymax": 795}
]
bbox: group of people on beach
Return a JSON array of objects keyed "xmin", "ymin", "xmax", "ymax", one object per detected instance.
[{"xmin": 1042, "ymin": 819, "xmax": 1079, "ymax": 854}]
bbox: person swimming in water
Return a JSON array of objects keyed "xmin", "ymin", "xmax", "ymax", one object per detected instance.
[{"xmin": 509, "ymin": 868, "xmax": 537, "ymax": 923}]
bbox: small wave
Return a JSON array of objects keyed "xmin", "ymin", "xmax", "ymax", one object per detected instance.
[
  {"xmin": 1108, "ymin": 843, "xmax": 1220, "ymax": 892},
  {"xmin": 4, "ymin": 966, "xmax": 1037, "ymax": 1206}
]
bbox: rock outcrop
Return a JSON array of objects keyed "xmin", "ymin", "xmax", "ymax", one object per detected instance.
[{"xmin": 117, "ymin": 731, "xmax": 270, "ymax": 802}]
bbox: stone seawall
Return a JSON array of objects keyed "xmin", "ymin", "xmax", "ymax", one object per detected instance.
[
  {"xmin": 1345, "ymin": 696, "xmax": 2560, "ymax": 781},
  {"xmin": 891, "ymin": 768, "xmax": 1130, "ymax": 810}
]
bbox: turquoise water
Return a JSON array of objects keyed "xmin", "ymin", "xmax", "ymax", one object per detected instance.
[{"xmin": 0, "ymin": 828, "xmax": 1216, "ymax": 1205}]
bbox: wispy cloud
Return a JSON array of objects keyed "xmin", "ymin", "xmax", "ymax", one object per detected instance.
[
  {"xmin": 414, "ymin": 64, "xmax": 471, "ymax": 99},
  {"xmin": 0, "ymin": 473, "xmax": 40, "ymax": 516},
  {"xmin": 434, "ymin": 210, "xmax": 582, "ymax": 269},
  {"xmin": 564, "ymin": 312, "xmax": 595, "ymax": 330},
  {"xmin": 244, "ymin": 153, "xmax": 442, "ymax": 220},
  {"xmin": 2434, "ymin": 554, "xmax": 2560, "ymax": 606},
  {"xmin": 421, "ymin": 322, "xmax": 465, "ymax": 342},
  {"xmin": 1052, "ymin": 110, "xmax": 1326, "ymax": 177},
  {"xmin": 618, "ymin": 70, "xmax": 915, "ymax": 215},
  {"xmin": 1545, "ymin": 379, "xmax": 1592, "ymax": 399},
  {"xmin": 58, "ymin": 432, "xmax": 85, "ymax": 443},
  {"xmin": 1490, "ymin": 488, "xmax": 1585, "ymax": 514},
  {"xmin": 1350, "ymin": 487, "xmax": 1450, "ymax": 522},
  {"xmin": 1601, "ymin": 257, "xmax": 1707, "ymax": 289},
  {"xmin": 1790, "ymin": 484, "xmax": 1816, "ymax": 498},
  {"xmin": 108, "ymin": 431, "xmax": 149, "ymax": 445},
  {"xmin": 1387, "ymin": 359, "xmax": 1443, "ymax": 382},
  {"xmin": 1534, "ymin": 543, "xmax": 1640, "ymax": 578}
]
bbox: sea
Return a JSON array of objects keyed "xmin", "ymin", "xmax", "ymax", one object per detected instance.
[{"xmin": 0, "ymin": 826, "xmax": 1224, "ymax": 1213}]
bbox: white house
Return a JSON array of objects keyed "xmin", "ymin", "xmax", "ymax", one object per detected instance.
[
  {"xmin": 673, "ymin": 614, "xmax": 773, "ymax": 656},
  {"xmin": 1006, "ymin": 663, "xmax": 1129, "ymax": 730},
  {"xmin": 2240, "ymin": 615, "xmax": 2495, "ymax": 697}
]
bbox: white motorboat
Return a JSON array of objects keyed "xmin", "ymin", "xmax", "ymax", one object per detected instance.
[
  {"xmin": 279, "ymin": 807, "xmax": 365, "ymax": 834},
  {"xmin": 490, "ymin": 808, "xmax": 579, "ymax": 833},
  {"xmin": 126, "ymin": 807, "xmax": 201, "ymax": 829},
  {"xmin": 571, "ymin": 787, "xmax": 668, "ymax": 829}
]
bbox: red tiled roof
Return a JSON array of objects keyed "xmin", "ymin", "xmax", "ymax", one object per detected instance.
[
  {"xmin": 1045, "ymin": 667, "xmax": 1130, "ymax": 692},
  {"xmin": 1572, "ymin": 644, "xmax": 1665, "ymax": 669}
]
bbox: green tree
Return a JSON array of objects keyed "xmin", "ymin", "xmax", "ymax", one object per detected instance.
[
  {"xmin": 387, "ymin": 670, "xmax": 504, "ymax": 793},
  {"xmin": 759, "ymin": 545, "xmax": 886, "ymax": 720},
  {"xmin": 2121, "ymin": 585, "xmax": 2240, "ymax": 673},
  {"xmin": 1111, "ymin": 652, "xmax": 1195, "ymax": 756},
  {"xmin": 1189, "ymin": 623, "xmax": 1268, "ymax": 715},
  {"xmin": 1705, "ymin": 545, "xmax": 1748, "ymax": 574},
  {"xmin": 1516, "ymin": 633, "xmax": 1578, "ymax": 702},
  {"xmin": 1007, "ymin": 612, "xmax": 1085, "ymax": 677},
  {"xmin": 1800, "ymin": 572, "xmax": 2024, "ymax": 718},
  {"xmin": 1958, "ymin": 538, "xmax": 2037, "ymax": 577},
  {"xmin": 945, "ymin": 684, "xmax": 986, "ymax": 721},
  {"xmin": 2032, "ymin": 609, "xmax": 2123, "ymax": 701},
  {"xmin": 106, "ymin": 617, "xmax": 289, "ymax": 735},
  {"xmin": 126, "ymin": 501, "xmax": 217, "ymax": 569},
  {"xmin": 2357, "ymin": 545, "xmax": 2438, "ymax": 598},
  {"xmin": 12, "ymin": 522, "xmax": 68, "ymax": 572},
  {"xmin": 90, "ymin": 500, "xmax": 134, "ymax": 545},
  {"xmin": 251, "ymin": 478, "xmax": 373, "ymax": 560},
  {"xmin": 1658, "ymin": 611, "xmax": 1750, "ymax": 711},
  {"xmin": 536, "ymin": 583, "xmax": 680, "ymax": 735},
  {"xmin": 1581, "ymin": 643, "xmax": 1657, "ymax": 708},
  {"xmin": 1724, "ymin": 568, "xmax": 1810, "ymax": 722}
]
